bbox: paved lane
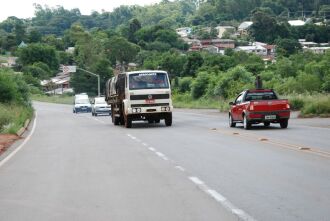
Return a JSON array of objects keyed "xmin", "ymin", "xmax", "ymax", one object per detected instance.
[
  {"xmin": 1, "ymin": 102, "xmax": 330, "ymax": 221},
  {"xmin": 99, "ymin": 108, "xmax": 330, "ymax": 221},
  {"xmin": 0, "ymin": 102, "xmax": 235, "ymax": 221}
]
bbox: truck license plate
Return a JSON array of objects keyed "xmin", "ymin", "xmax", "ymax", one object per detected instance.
[
  {"xmin": 145, "ymin": 99, "xmax": 155, "ymax": 104},
  {"xmin": 265, "ymin": 115, "xmax": 276, "ymax": 120}
]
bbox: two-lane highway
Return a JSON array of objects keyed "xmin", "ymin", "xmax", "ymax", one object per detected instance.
[{"xmin": 1, "ymin": 102, "xmax": 330, "ymax": 221}]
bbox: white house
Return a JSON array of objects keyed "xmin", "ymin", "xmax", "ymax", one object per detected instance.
[
  {"xmin": 238, "ymin": 21, "xmax": 253, "ymax": 30},
  {"xmin": 288, "ymin": 20, "xmax": 305, "ymax": 26},
  {"xmin": 176, "ymin": 27, "xmax": 192, "ymax": 38},
  {"xmin": 235, "ymin": 45, "xmax": 267, "ymax": 56},
  {"xmin": 304, "ymin": 47, "xmax": 330, "ymax": 54}
]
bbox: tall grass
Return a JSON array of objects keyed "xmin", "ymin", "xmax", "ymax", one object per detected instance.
[
  {"xmin": 173, "ymin": 93, "xmax": 330, "ymax": 117},
  {"xmin": 32, "ymin": 94, "xmax": 74, "ymax": 105},
  {"xmin": 173, "ymin": 93, "xmax": 230, "ymax": 111},
  {"xmin": 0, "ymin": 103, "xmax": 33, "ymax": 134}
]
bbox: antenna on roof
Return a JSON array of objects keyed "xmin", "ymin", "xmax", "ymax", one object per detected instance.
[{"xmin": 255, "ymin": 75, "xmax": 263, "ymax": 89}]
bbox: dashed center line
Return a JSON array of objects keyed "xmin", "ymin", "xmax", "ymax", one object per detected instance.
[
  {"xmin": 148, "ymin": 147, "xmax": 156, "ymax": 152},
  {"xmin": 155, "ymin": 151, "xmax": 169, "ymax": 161},
  {"xmin": 126, "ymin": 132, "xmax": 255, "ymax": 221},
  {"xmin": 189, "ymin": 176, "xmax": 256, "ymax": 221}
]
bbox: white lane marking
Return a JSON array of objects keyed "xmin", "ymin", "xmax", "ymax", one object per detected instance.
[
  {"xmin": 155, "ymin": 151, "xmax": 168, "ymax": 161},
  {"xmin": 189, "ymin": 176, "xmax": 205, "ymax": 186},
  {"xmin": 175, "ymin": 165, "xmax": 186, "ymax": 172},
  {"xmin": 148, "ymin": 147, "xmax": 156, "ymax": 152},
  {"xmin": 0, "ymin": 112, "xmax": 38, "ymax": 168},
  {"xmin": 189, "ymin": 176, "xmax": 256, "ymax": 221},
  {"xmin": 135, "ymin": 139, "xmax": 141, "ymax": 142},
  {"xmin": 207, "ymin": 189, "xmax": 226, "ymax": 202},
  {"xmin": 142, "ymin": 142, "xmax": 148, "ymax": 146}
]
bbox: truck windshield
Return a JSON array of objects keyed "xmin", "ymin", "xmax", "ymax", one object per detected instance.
[
  {"xmin": 245, "ymin": 91, "xmax": 277, "ymax": 101},
  {"xmin": 129, "ymin": 73, "xmax": 169, "ymax": 90}
]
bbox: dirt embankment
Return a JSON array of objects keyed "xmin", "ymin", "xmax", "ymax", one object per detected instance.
[{"xmin": 0, "ymin": 134, "xmax": 20, "ymax": 155}]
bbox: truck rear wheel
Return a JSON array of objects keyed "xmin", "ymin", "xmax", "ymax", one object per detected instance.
[
  {"xmin": 112, "ymin": 112, "xmax": 119, "ymax": 125},
  {"xmin": 165, "ymin": 113, "xmax": 172, "ymax": 126}
]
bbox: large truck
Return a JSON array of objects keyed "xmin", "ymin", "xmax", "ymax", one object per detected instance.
[{"xmin": 105, "ymin": 70, "xmax": 173, "ymax": 128}]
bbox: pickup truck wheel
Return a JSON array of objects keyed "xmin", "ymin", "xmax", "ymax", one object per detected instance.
[
  {"xmin": 124, "ymin": 115, "xmax": 132, "ymax": 128},
  {"xmin": 165, "ymin": 113, "xmax": 172, "ymax": 126},
  {"xmin": 243, "ymin": 115, "xmax": 251, "ymax": 130},
  {"xmin": 229, "ymin": 114, "xmax": 236, "ymax": 127},
  {"xmin": 264, "ymin": 122, "xmax": 270, "ymax": 127},
  {"xmin": 280, "ymin": 119, "xmax": 288, "ymax": 129}
]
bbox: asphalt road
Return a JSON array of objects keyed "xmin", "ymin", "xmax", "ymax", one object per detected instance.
[{"xmin": 1, "ymin": 102, "xmax": 330, "ymax": 221}]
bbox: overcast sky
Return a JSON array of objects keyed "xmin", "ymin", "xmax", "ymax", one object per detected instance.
[{"xmin": 0, "ymin": 0, "xmax": 162, "ymax": 22}]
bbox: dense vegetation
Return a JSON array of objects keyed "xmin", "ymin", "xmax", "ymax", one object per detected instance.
[
  {"xmin": 0, "ymin": 69, "xmax": 33, "ymax": 133},
  {"xmin": 0, "ymin": 0, "xmax": 329, "ymax": 116}
]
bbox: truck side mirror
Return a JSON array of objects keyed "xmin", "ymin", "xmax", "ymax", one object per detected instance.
[{"xmin": 229, "ymin": 102, "xmax": 234, "ymax": 105}]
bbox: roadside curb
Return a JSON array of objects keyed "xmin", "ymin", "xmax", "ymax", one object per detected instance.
[{"xmin": 16, "ymin": 119, "xmax": 31, "ymax": 137}]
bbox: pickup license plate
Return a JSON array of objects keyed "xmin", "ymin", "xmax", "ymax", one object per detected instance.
[
  {"xmin": 145, "ymin": 99, "xmax": 155, "ymax": 104},
  {"xmin": 265, "ymin": 115, "xmax": 276, "ymax": 120}
]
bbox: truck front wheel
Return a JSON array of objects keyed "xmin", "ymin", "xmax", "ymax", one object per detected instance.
[
  {"xmin": 165, "ymin": 113, "xmax": 172, "ymax": 126},
  {"xmin": 124, "ymin": 115, "xmax": 132, "ymax": 128}
]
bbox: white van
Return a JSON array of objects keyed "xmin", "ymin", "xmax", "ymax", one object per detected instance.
[{"xmin": 73, "ymin": 93, "xmax": 92, "ymax": 113}]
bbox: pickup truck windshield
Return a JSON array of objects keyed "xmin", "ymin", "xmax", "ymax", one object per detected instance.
[
  {"xmin": 245, "ymin": 91, "xmax": 277, "ymax": 101},
  {"xmin": 129, "ymin": 73, "xmax": 169, "ymax": 90}
]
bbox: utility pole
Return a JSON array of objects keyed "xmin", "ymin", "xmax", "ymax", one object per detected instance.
[{"xmin": 77, "ymin": 68, "xmax": 100, "ymax": 97}]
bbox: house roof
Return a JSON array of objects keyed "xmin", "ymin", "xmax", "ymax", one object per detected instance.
[
  {"xmin": 288, "ymin": 20, "xmax": 305, "ymax": 26},
  {"xmin": 238, "ymin": 22, "xmax": 253, "ymax": 30}
]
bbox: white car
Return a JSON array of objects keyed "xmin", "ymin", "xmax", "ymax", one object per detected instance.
[
  {"xmin": 91, "ymin": 97, "xmax": 111, "ymax": 116},
  {"xmin": 73, "ymin": 93, "xmax": 92, "ymax": 113}
]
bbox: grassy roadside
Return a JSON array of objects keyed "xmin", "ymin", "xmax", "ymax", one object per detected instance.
[
  {"xmin": 173, "ymin": 93, "xmax": 330, "ymax": 117},
  {"xmin": 0, "ymin": 103, "xmax": 34, "ymax": 134},
  {"xmin": 32, "ymin": 94, "xmax": 74, "ymax": 105}
]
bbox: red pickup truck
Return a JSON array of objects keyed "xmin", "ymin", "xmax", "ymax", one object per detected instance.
[{"xmin": 228, "ymin": 89, "xmax": 290, "ymax": 129}]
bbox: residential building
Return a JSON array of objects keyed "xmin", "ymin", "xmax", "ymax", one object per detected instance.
[
  {"xmin": 238, "ymin": 21, "xmax": 253, "ymax": 35},
  {"xmin": 304, "ymin": 47, "xmax": 330, "ymax": 54},
  {"xmin": 176, "ymin": 27, "xmax": 192, "ymax": 38},
  {"xmin": 288, "ymin": 20, "xmax": 305, "ymax": 26}
]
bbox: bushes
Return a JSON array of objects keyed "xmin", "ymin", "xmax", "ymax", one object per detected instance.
[
  {"xmin": 288, "ymin": 97, "xmax": 305, "ymax": 111},
  {"xmin": 0, "ymin": 103, "xmax": 33, "ymax": 133},
  {"xmin": 0, "ymin": 69, "xmax": 33, "ymax": 134},
  {"xmin": 300, "ymin": 96, "xmax": 330, "ymax": 117}
]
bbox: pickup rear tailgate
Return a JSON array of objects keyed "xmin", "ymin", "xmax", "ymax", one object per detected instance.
[{"xmin": 251, "ymin": 99, "xmax": 289, "ymax": 112}]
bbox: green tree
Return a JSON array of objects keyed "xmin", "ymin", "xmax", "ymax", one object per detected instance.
[
  {"xmin": 106, "ymin": 36, "xmax": 140, "ymax": 66},
  {"xmin": 18, "ymin": 43, "xmax": 59, "ymax": 70},
  {"xmin": 182, "ymin": 52, "xmax": 204, "ymax": 77}
]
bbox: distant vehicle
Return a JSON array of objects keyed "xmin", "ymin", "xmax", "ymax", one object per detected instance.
[
  {"xmin": 91, "ymin": 97, "xmax": 111, "ymax": 116},
  {"xmin": 229, "ymin": 89, "xmax": 290, "ymax": 129},
  {"xmin": 73, "ymin": 93, "xmax": 92, "ymax": 113},
  {"xmin": 105, "ymin": 70, "xmax": 173, "ymax": 128}
]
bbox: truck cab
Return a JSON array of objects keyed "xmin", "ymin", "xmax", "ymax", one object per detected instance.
[{"xmin": 106, "ymin": 70, "xmax": 173, "ymax": 128}]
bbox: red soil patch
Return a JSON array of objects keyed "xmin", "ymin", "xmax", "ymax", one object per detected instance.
[{"xmin": 0, "ymin": 134, "xmax": 20, "ymax": 155}]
